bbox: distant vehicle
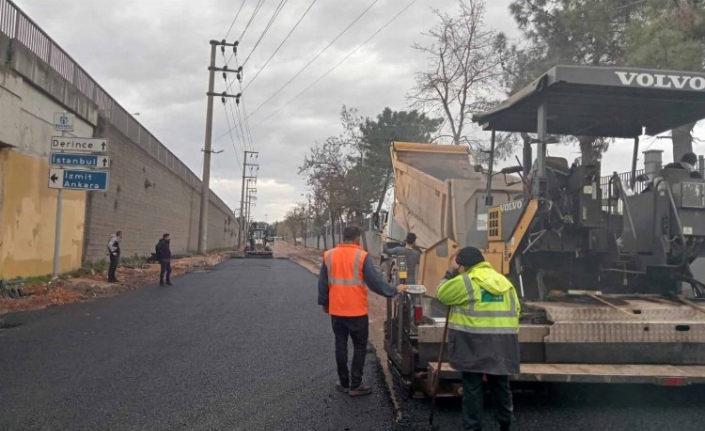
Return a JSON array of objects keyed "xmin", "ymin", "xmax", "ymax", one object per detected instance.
[{"xmin": 245, "ymin": 222, "xmax": 273, "ymax": 258}]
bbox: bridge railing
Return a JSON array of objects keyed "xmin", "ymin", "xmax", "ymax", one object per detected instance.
[{"xmin": 0, "ymin": 0, "xmax": 232, "ymax": 214}]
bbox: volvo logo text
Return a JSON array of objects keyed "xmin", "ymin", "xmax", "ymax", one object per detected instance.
[
  {"xmin": 499, "ymin": 200, "xmax": 522, "ymax": 212},
  {"xmin": 615, "ymin": 71, "xmax": 705, "ymax": 90}
]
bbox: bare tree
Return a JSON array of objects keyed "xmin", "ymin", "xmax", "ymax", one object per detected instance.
[{"xmin": 409, "ymin": 0, "xmax": 505, "ymax": 150}]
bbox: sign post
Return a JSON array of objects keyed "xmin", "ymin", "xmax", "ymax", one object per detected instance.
[{"xmin": 50, "ymin": 112, "xmax": 110, "ymax": 279}]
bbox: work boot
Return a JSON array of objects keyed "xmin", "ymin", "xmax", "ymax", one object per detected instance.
[
  {"xmin": 499, "ymin": 422, "xmax": 511, "ymax": 431},
  {"xmin": 349, "ymin": 385, "xmax": 372, "ymax": 397},
  {"xmin": 159, "ymin": 282, "xmax": 164, "ymax": 287},
  {"xmin": 167, "ymin": 281, "xmax": 173, "ymax": 286},
  {"xmin": 335, "ymin": 383, "xmax": 349, "ymax": 393}
]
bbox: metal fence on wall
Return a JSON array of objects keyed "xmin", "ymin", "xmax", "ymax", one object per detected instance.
[{"xmin": 0, "ymin": 0, "xmax": 233, "ymax": 215}]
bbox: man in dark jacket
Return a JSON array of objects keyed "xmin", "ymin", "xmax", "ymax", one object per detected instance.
[
  {"xmin": 155, "ymin": 233, "xmax": 172, "ymax": 286},
  {"xmin": 107, "ymin": 230, "xmax": 122, "ymax": 283},
  {"xmin": 436, "ymin": 247, "xmax": 520, "ymax": 431}
]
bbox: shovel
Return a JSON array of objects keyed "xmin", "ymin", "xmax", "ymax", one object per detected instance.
[{"xmin": 429, "ymin": 306, "xmax": 451, "ymax": 430}]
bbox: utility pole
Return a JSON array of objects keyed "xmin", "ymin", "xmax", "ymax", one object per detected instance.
[
  {"xmin": 199, "ymin": 39, "xmax": 240, "ymax": 254},
  {"xmin": 238, "ymin": 151, "xmax": 259, "ymax": 248}
]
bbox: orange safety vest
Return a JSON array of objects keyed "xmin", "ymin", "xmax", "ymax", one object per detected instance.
[{"xmin": 324, "ymin": 244, "xmax": 369, "ymax": 317}]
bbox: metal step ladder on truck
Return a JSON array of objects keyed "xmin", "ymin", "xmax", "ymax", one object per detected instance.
[{"xmin": 383, "ymin": 65, "xmax": 705, "ymax": 398}]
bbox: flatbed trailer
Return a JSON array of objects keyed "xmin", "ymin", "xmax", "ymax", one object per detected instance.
[{"xmin": 387, "ymin": 292, "xmax": 705, "ymax": 397}]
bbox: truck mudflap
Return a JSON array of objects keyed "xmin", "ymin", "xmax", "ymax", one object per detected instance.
[{"xmin": 428, "ymin": 362, "xmax": 705, "ymax": 386}]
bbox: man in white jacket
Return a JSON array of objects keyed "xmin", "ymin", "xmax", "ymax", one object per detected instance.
[{"xmin": 107, "ymin": 231, "xmax": 122, "ymax": 283}]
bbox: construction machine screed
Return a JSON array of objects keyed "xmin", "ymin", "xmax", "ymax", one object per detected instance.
[{"xmin": 384, "ymin": 65, "xmax": 705, "ymax": 397}]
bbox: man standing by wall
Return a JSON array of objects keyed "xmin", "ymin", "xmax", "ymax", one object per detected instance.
[
  {"xmin": 381, "ymin": 232, "xmax": 422, "ymax": 284},
  {"xmin": 156, "ymin": 233, "xmax": 172, "ymax": 287},
  {"xmin": 107, "ymin": 231, "xmax": 122, "ymax": 283},
  {"xmin": 318, "ymin": 226, "xmax": 408, "ymax": 396},
  {"xmin": 436, "ymin": 247, "xmax": 520, "ymax": 431}
]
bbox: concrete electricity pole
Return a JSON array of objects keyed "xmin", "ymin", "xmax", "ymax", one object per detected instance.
[
  {"xmin": 198, "ymin": 39, "xmax": 239, "ymax": 254},
  {"xmin": 238, "ymin": 151, "xmax": 258, "ymax": 248}
]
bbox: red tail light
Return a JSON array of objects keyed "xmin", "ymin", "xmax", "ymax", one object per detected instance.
[
  {"xmin": 663, "ymin": 378, "xmax": 685, "ymax": 387},
  {"xmin": 414, "ymin": 306, "xmax": 423, "ymax": 324}
]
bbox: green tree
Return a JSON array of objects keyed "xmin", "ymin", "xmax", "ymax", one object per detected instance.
[
  {"xmin": 359, "ymin": 108, "xmax": 443, "ymax": 213},
  {"xmin": 505, "ymin": 0, "xmax": 705, "ymax": 163}
]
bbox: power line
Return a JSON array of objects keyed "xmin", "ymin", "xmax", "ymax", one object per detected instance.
[
  {"xmin": 240, "ymin": 97, "xmax": 256, "ymax": 150},
  {"xmin": 220, "ymin": 52, "xmax": 251, "ymax": 153},
  {"xmin": 240, "ymin": 0, "xmax": 267, "ymax": 42},
  {"xmin": 241, "ymin": 0, "xmax": 289, "ymax": 67},
  {"xmin": 241, "ymin": 0, "xmax": 318, "ymax": 93},
  {"xmin": 231, "ymin": 55, "xmax": 256, "ymax": 152},
  {"xmin": 225, "ymin": 0, "xmax": 268, "ymax": 67},
  {"xmin": 224, "ymin": 0, "xmax": 249, "ymax": 41},
  {"xmin": 251, "ymin": 0, "xmax": 418, "ymax": 128},
  {"xmin": 221, "ymin": 103, "xmax": 243, "ymax": 172},
  {"xmin": 243, "ymin": 0, "xmax": 380, "ymax": 118}
]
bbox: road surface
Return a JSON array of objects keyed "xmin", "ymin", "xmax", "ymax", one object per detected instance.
[
  {"xmin": 0, "ymin": 258, "xmax": 394, "ymax": 430},
  {"xmin": 4, "ymin": 254, "xmax": 705, "ymax": 430}
]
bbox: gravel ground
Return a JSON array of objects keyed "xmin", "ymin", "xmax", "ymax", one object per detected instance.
[{"xmin": 0, "ymin": 257, "xmax": 395, "ymax": 431}]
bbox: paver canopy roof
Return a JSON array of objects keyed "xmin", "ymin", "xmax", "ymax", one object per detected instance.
[{"xmin": 473, "ymin": 65, "xmax": 705, "ymax": 138}]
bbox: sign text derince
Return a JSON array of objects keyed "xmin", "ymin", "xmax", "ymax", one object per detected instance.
[{"xmin": 51, "ymin": 137, "xmax": 109, "ymax": 153}]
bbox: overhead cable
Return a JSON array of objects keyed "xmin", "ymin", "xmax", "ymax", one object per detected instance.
[
  {"xmin": 224, "ymin": 0, "xmax": 248, "ymax": 41},
  {"xmin": 252, "ymin": 0, "xmax": 418, "ymax": 128},
  {"xmin": 241, "ymin": 0, "xmax": 289, "ymax": 67},
  {"xmin": 243, "ymin": 0, "xmax": 380, "ymax": 118},
  {"xmin": 240, "ymin": 0, "xmax": 318, "ymax": 92},
  {"xmin": 221, "ymin": 103, "xmax": 243, "ymax": 171}
]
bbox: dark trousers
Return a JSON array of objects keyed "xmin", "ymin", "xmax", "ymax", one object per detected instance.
[
  {"xmin": 331, "ymin": 315, "xmax": 369, "ymax": 389},
  {"xmin": 108, "ymin": 254, "xmax": 119, "ymax": 281},
  {"xmin": 160, "ymin": 260, "xmax": 172, "ymax": 284},
  {"xmin": 461, "ymin": 372, "xmax": 513, "ymax": 431}
]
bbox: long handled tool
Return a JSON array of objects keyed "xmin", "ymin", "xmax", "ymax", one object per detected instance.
[{"xmin": 429, "ymin": 306, "xmax": 452, "ymax": 430}]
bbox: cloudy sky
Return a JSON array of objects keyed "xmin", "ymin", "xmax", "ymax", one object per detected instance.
[{"xmin": 15, "ymin": 0, "xmax": 705, "ymax": 221}]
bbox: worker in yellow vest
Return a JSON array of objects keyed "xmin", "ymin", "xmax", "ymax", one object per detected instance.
[{"xmin": 436, "ymin": 246, "xmax": 520, "ymax": 431}]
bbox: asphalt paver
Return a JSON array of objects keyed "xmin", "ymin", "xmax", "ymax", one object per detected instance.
[{"xmin": 0, "ymin": 258, "xmax": 394, "ymax": 431}]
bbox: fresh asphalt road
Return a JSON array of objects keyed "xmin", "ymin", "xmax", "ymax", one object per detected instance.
[
  {"xmin": 396, "ymin": 380, "xmax": 705, "ymax": 430},
  {"xmin": 0, "ymin": 258, "xmax": 394, "ymax": 431},
  {"xmin": 4, "ymin": 257, "xmax": 705, "ymax": 431}
]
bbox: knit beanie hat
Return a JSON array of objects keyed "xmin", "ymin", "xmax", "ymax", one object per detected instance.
[
  {"xmin": 682, "ymin": 152, "xmax": 698, "ymax": 166},
  {"xmin": 455, "ymin": 246, "xmax": 485, "ymax": 268}
]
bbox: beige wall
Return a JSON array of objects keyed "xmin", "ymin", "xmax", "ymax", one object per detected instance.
[
  {"xmin": 0, "ymin": 59, "xmax": 94, "ymax": 279},
  {"xmin": 0, "ymin": 150, "xmax": 86, "ymax": 278}
]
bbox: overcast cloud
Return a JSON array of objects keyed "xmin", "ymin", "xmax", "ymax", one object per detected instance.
[{"xmin": 15, "ymin": 0, "xmax": 705, "ymax": 221}]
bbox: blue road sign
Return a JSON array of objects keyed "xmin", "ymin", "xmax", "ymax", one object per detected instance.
[
  {"xmin": 48, "ymin": 168, "xmax": 109, "ymax": 191},
  {"xmin": 50, "ymin": 152, "xmax": 110, "ymax": 168}
]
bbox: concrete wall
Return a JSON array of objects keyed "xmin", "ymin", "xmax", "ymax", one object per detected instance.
[
  {"xmin": 83, "ymin": 117, "xmax": 238, "ymax": 261},
  {"xmin": 0, "ymin": 25, "xmax": 238, "ymax": 277},
  {"xmin": 0, "ymin": 39, "xmax": 96, "ymax": 278}
]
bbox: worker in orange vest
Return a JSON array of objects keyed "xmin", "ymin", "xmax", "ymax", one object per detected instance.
[{"xmin": 318, "ymin": 225, "xmax": 409, "ymax": 396}]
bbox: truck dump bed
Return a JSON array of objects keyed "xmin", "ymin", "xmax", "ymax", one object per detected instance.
[{"xmin": 390, "ymin": 142, "xmax": 521, "ymax": 289}]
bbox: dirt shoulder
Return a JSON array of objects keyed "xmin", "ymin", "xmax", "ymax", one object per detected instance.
[{"xmin": 0, "ymin": 251, "xmax": 237, "ymax": 316}]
